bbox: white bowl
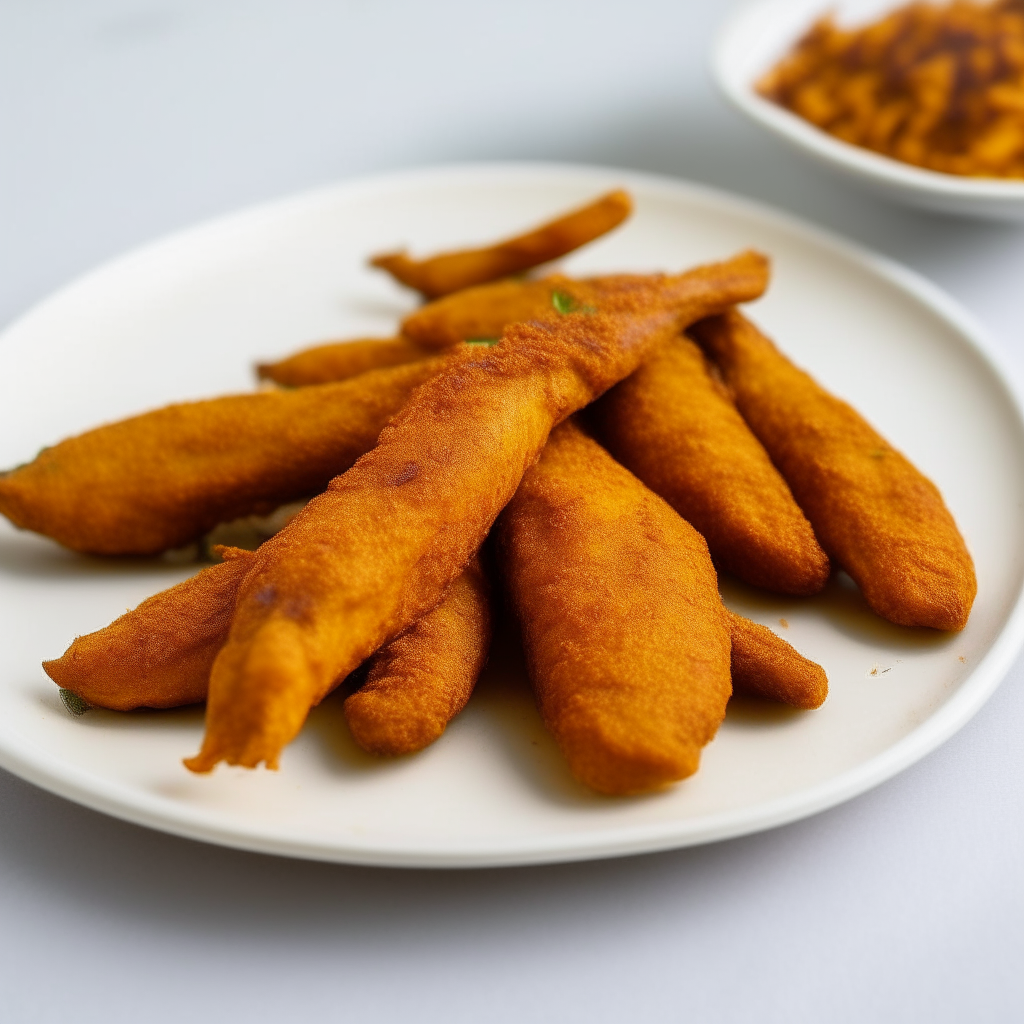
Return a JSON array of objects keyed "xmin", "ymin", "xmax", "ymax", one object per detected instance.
[{"xmin": 714, "ymin": 0, "xmax": 1024, "ymax": 220}]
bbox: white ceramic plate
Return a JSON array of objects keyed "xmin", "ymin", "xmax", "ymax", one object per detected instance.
[
  {"xmin": 714, "ymin": 0, "xmax": 1024, "ymax": 220},
  {"xmin": 1, "ymin": 163, "xmax": 1023, "ymax": 868}
]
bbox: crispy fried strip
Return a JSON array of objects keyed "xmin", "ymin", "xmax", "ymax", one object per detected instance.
[
  {"xmin": 726, "ymin": 611, "xmax": 827, "ymax": 709},
  {"xmin": 263, "ymin": 273, "xmax": 651, "ymax": 379},
  {"xmin": 44, "ymin": 548, "xmax": 488, "ymax": 731},
  {"xmin": 185, "ymin": 252, "xmax": 769, "ymax": 772},
  {"xmin": 42, "ymin": 547, "xmax": 253, "ymax": 711},
  {"xmin": 344, "ymin": 555, "xmax": 492, "ymax": 756},
  {"xmin": 370, "ymin": 189, "xmax": 633, "ymax": 298},
  {"xmin": 497, "ymin": 420, "xmax": 732, "ymax": 795},
  {"xmin": 256, "ymin": 336, "xmax": 430, "ymax": 387},
  {"xmin": 597, "ymin": 334, "xmax": 830, "ymax": 596},
  {"xmin": 0, "ymin": 358, "xmax": 445, "ymax": 555},
  {"xmin": 692, "ymin": 310, "xmax": 976, "ymax": 630},
  {"xmin": 45, "ymin": 549, "xmax": 823, "ymax": 725},
  {"xmin": 401, "ymin": 271, "xmax": 670, "ymax": 349},
  {"xmin": 256, "ymin": 266, "xmax": 750, "ymax": 383}
]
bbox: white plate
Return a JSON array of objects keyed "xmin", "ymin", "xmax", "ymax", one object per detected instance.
[
  {"xmin": 714, "ymin": 0, "xmax": 1024, "ymax": 220},
  {"xmin": 1, "ymin": 163, "xmax": 1022, "ymax": 868}
]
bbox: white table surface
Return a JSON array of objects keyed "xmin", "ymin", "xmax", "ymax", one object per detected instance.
[{"xmin": 2, "ymin": 2, "xmax": 1023, "ymax": 1021}]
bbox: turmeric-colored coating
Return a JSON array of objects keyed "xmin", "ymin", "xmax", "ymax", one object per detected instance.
[
  {"xmin": 401, "ymin": 276, "xmax": 578, "ymax": 349},
  {"xmin": 0, "ymin": 358, "xmax": 444, "ymax": 555},
  {"xmin": 345, "ymin": 556, "xmax": 492, "ymax": 756},
  {"xmin": 185, "ymin": 252, "xmax": 769, "ymax": 773},
  {"xmin": 498, "ymin": 420, "xmax": 732, "ymax": 795},
  {"xmin": 256, "ymin": 270, "xmax": 694, "ymax": 388},
  {"xmin": 758, "ymin": 1, "xmax": 1024, "ymax": 179},
  {"xmin": 42, "ymin": 547, "xmax": 253, "ymax": 711},
  {"xmin": 256, "ymin": 336, "xmax": 431, "ymax": 387},
  {"xmin": 43, "ymin": 549, "xmax": 488, "ymax": 738},
  {"xmin": 692, "ymin": 310, "xmax": 976, "ymax": 630},
  {"xmin": 597, "ymin": 335, "xmax": 829, "ymax": 596},
  {"xmin": 401, "ymin": 268, "xmax": 742, "ymax": 350},
  {"xmin": 726, "ymin": 611, "xmax": 828, "ymax": 709},
  {"xmin": 42, "ymin": 550, "xmax": 824, "ymax": 727},
  {"xmin": 370, "ymin": 189, "xmax": 633, "ymax": 298}
]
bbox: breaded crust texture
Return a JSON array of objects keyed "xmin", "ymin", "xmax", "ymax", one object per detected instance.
[
  {"xmin": 370, "ymin": 189, "xmax": 633, "ymax": 298},
  {"xmin": 185, "ymin": 253, "xmax": 769, "ymax": 772},
  {"xmin": 598, "ymin": 335, "xmax": 829, "ymax": 596},
  {"xmin": 400, "ymin": 261, "xmax": 767, "ymax": 350},
  {"xmin": 345, "ymin": 556, "xmax": 493, "ymax": 756},
  {"xmin": 692, "ymin": 310, "xmax": 976, "ymax": 630},
  {"xmin": 499, "ymin": 420, "xmax": 732, "ymax": 795},
  {"xmin": 726, "ymin": 611, "xmax": 828, "ymax": 709},
  {"xmin": 256, "ymin": 336, "xmax": 430, "ymax": 387},
  {"xmin": 43, "ymin": 548, "xmax": 253, "ymax": 710},
  {"xmin": 0, "ymin": 358, "xmax": 444, "ymax": 555},
  {"xmin": 43, "ymin": 551, "xmax": 490, "ymax": 744}
]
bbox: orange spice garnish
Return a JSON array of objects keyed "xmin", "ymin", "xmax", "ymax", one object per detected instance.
[{"xmin": 758, "ymin": 1, "xmax": 1024, "ymax": 178}]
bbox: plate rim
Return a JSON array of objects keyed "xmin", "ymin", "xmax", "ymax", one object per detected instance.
[{"xmin": 1, "ymin": 160, "xmax": 1023, "ymax": 868}]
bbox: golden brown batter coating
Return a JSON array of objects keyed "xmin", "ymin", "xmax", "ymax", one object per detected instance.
[
  {"xmin": 597, "ymin": 335, "xmax": 829, "ymax": 596},
  {"xmin": 401, "ymin": 258, "xmax": 769, "ymax": 349},
  {"xmin": 185, "ymin": 253, "xmax": 768, "ymax": 773},
  {"xmin": 43, "ymin": 551, "xmax": 488, "ymax": 736},
  {"xmin": 0, "ymin": 358, "xmax": 444, "ymax": 555},
  {"xmin": 758, "ymin": 2, "xmax": 1024, "ymax": 180},
  {"xmin": 727, "ymin": 611, "xmax": 827, "ymax": 709},
  {"xmin": 256, "ymin": 336, "xmax": 431, "ymax": 387},
  {"xmin": 692, "ymin": 310, "xmax": 976, "ymax": 631},
  {"xmin": 370, "ymin": 189, "xmax": 633, "ymax": 298},
  {"xmin": 42, "ymin": 548, "xmax": 252, "ymax": 711},
  {"xmin": 401, "ymin": 275, "xmax": 577, "ymax": 349},
  {"xmin": 345, "ymin": 556, "xmax": 492, "ymax": 756},
  {"xmin": 498, "ymin": 420, "xmax": 732, "ymax": 795}
]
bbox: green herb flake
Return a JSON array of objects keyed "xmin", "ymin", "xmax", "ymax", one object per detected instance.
[
  {"xmin": 59, "ymin": 688, "xmax": 91, "ymax": 717},
  {"xmin": 551, "ymin": 290, "xmax": 575, "ymax": 314},
  {"xmin": 465, "ymin": 338, "xmax": 500, "ymax": 347},
  {"xmin": 551, "ymin": 290, "xmax": 597, "ymax": 315}
]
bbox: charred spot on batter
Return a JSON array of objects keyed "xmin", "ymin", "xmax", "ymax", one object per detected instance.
[
  {"xmin": 281, "ymin": 594, "xmax": 313, "ymax": 621},
  {"xmin": 254, "ymin": 585, "xmax": 277, "ymax": 606},
  {"xmin": 393, "ymin": 461, "xmax": 420, "ymax": 486}
]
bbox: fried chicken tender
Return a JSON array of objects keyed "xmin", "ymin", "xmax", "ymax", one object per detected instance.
[
  {"xmin": 727, "ymin": 611, "xmax": 827, "ymax": 709},
  {"xmin": 370, "ymin": 189, "xmax": 633, "ymax": 298},
  {"xmin": 401, "ymin": 276, "xmax": 577, "ymax": 349},
  {"xmin": 42, "ymin": 547, "xmax": 253, "ymax": 710},
  {"xmin": 691, "ymin": 310, "xmax": 976, "ymax": 630},
  {"xmin": 497, "ymin": 420, "xmax": 732, "ymax": 795},
  {"xmin": 597, "ymin": 335, "xmax": 830, "ymax": 596},
  {"xmin": 0, "ymin": 358, "xmax": 444, "ymax": 555},
  {"xmin": 400, "ymin": 268, "xmax": 754, "ymax": 349},
  {"xmin": 185, "ymin": 252, "xmax": 769, "ymax": 773},
  {"xmin": 44, "ymin": 549, "xmax": 488, "ymax": 732},
  {"xmin": 45, "ymin": 547, "xmax": 823, "ymax": 726},
  {"xmin": 44, "ymin": 544, "xmax": 490, "ymax": 742},
  {"xmin": 344, "ymin": 555, "xmax": 492, "ymax": 756},
  {"xmin": 256, "ymin": 336, "xmax": 431, "ymax": 387}
]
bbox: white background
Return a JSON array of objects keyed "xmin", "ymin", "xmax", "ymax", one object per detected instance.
[{"xmin": 1, "ymin": 2, "xmax": 1023, "ymax": 1021}]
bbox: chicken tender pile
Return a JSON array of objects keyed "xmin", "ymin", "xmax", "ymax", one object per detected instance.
[
  {"xmin": 2, "ymin": 189, "xmax": 973, "ymax": 796},
  {"xmin": 759, "ymin": 0, "xmax": 1024, "ymax": 179}
]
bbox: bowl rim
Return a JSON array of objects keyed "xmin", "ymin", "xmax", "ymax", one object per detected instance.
[{"xmin": 712, "ymin": 0, "xmax": 1024, "ymax": 200}]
